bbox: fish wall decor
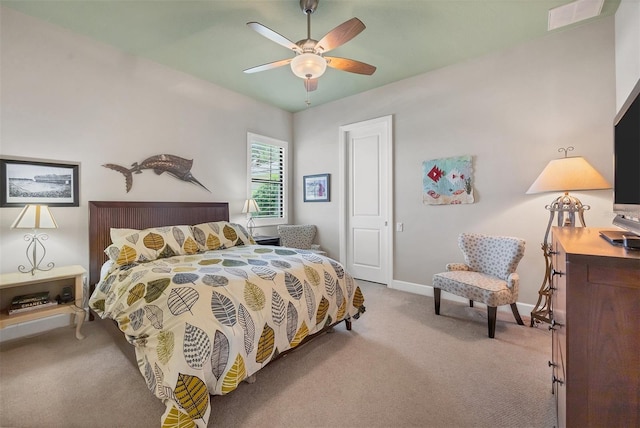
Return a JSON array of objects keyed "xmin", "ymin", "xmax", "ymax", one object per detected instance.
[{"xmin": 103, "ymin": 154, "xmax": 210, "ymax": 193}]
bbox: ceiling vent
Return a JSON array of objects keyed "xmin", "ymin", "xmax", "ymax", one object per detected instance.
[{"xmin": 548, "ymin": 0, "xmax": 604, "ymax": 31}]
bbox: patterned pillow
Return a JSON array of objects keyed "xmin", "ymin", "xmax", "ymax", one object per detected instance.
[
  {"xmin": 105, "ymin": 225, "xmax": 199, "ymax": 267},
  {"xmin": 110, "ymin": 228, "xmax": 139, "ymax": 242},
  {"xmin": 191, "ymin": 221, "xmax": 256, "ymax": 251}
]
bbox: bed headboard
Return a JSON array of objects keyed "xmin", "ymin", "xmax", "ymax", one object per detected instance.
[{"xmin": 88, "ymin": 201, "xmax": 229, "ymax": 289}]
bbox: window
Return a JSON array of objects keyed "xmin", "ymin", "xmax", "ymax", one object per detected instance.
[{"xmin": 247, "ymin": 133, "xmax": 288, "ymax": 225}]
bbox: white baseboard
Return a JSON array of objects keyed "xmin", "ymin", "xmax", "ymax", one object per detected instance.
[{"xmin": 389, "ymin": 279, "xmax": 535, "ymax": 316}]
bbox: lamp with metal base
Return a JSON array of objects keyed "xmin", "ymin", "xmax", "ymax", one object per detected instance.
[
  {"xmin": 11, "ymin": 205, "xmax": 59, "ymax": 275},
  {"xmin": 526, "ymin": 147, "xmax": 611, "ymax": 326},
  {"xmin": 241, "ymin": 199, "xmax": 261, "ymax": 237}
]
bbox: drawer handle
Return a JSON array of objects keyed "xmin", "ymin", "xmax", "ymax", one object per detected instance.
[{"xmin": 551, "ymin": 268, "xmax": 564, "ymax": 277}]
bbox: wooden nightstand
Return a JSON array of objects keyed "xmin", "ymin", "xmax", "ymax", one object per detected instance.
[
  {"xmin": 0, "ymin": 265, "xmax": 86, "ymax": 340},
  {"xmin": 253, "ymin": 235, "xmax": 280, "ymax": 246}
]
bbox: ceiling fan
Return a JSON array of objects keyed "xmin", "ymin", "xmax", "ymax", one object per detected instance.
[{"xmin": 243, "ymin": 0, "xmax": 376, "ymax": 94}]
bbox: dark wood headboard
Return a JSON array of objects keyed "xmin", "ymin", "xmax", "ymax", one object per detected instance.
[{"xmin": 88, "ymin": 201, "xmax": 229, "ymax": 290}]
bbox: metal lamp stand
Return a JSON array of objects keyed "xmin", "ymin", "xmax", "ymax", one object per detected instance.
[
  {"xmin": 246, "ymin": 216, "xmax": 256, "ymax": 237},
  {"xmin": 529, "ymin": 192, "xmax": 588, "ymax": 326},
  {"xmin": 18, "ymin": 230, "xmax": 55, "ymax": 275}
]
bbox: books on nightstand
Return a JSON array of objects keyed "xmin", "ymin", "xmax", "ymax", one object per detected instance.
[{"xmin": 8, "ymin": 291, "xmax": 59, "ymax": 315}]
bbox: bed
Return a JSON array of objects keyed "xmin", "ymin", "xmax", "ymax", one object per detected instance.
[{"xmin": 87, "ymin": 201, "xmax": 365, "ymax": 427}]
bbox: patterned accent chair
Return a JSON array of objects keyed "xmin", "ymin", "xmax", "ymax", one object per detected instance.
[
  {"xmin": 432, "ymin": 232, "xmax": 526, "ymax": 338},
  {"xmin": 277, "ymin": 225, "xmax": 327, "ymax": 256}
]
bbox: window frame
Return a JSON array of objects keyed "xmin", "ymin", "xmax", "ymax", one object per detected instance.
[{"xmin": 246, "ymin": 132, "xmax": 289, "ymax": 227}]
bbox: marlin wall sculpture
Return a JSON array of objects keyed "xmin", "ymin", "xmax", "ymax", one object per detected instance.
[{"xmin": 103, "ymin": 154, "xmax": 210, "ymax": 193}]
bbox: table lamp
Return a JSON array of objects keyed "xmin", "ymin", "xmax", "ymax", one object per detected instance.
[
  {"xmin": 241, "ymin": 198, "xmax": 260, "ymax": 237},
  {"xmin": 526, "ymin": 147, "xmax": 611, "ymax": 325},
  {"xmin": 11, "ymin": 205, "xmax": 58, "ymax": 275}
]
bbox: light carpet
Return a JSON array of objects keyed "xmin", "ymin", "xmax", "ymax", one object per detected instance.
[{"xmin": 0, "ymin": 281, "xmax": 555, "ymax": 427}]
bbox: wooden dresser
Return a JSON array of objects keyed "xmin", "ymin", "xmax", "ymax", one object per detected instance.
[{"xmin": 549, "ymin": 227, "xmax": 640, "ymax": 428}]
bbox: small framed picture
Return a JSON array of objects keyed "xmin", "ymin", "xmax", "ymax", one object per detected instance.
[
  {"xmin": 303, "ymin": 173, "xmax": 330, "ymax": 202},
  {"xmin": 1, "ymin": 158, "xmax": 79, "ymax": 207}
]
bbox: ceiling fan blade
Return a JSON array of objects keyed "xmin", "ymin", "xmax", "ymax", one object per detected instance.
[
  {"xmin": 244, "ymin": 58, "xmax": 293, "ymax": 74},
  {"xmin": 325, "ymin": 57, "xmax": 376, "ymax": 75},
  {"xmin": 247, "ymin": 22, "xmax": 302, "ymax": 53},
  {"xmin": 316, "ymin": 17, "xmax": 365, "ymax": 53},
  {"xmin": 304, "ymin": 78, "xmax": 318, "ymax": 92}
]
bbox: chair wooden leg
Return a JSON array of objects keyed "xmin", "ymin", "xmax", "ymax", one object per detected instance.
[
  {"xmin": 487, "ymin": 306, "xmax": 497, "ymax": 338},
  {"xmin": 469, "ymin": 300, "xmax": 474, "ymax": 307},
  {"xmin": 434, "ymin": 288, "xmax": 441, "ymax": 315},
  {"xmin": 510, "ymin": 303, "xmax": 525, "ymax": 325}
]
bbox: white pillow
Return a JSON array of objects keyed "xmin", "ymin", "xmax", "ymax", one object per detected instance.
[{"xmin": 100, "ymin": 259, "xmax": 115, "ymax": 280}]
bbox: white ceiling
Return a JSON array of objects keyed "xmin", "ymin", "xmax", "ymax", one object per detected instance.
[{"xmin": 1, "ymin": 0, "xmax": 620, "ymax": 112}]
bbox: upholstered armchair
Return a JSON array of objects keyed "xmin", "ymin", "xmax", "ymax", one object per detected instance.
[
  {"xmin": 277, "ymin": 225, "xmax": 326, "ymax": 255},
  {"xmin": 432, "ymin": 232, "xmax": 526, "ymax": 338}
]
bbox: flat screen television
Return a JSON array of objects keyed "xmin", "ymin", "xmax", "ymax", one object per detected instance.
[{"xmin": 612, "ymin": 78, "xmax": 640, "ymax": 236}]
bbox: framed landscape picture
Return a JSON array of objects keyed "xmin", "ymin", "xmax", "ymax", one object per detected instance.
[
  {"xmin": 1, "ymin": 158, "xmax": 79, "ymax": 207},
  {"xmin": 303, "ymin": 173, "xmax": 330, "ymax": 202}
]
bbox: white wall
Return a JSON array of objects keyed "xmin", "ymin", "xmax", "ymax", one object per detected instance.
[
  {"xmin": 0, "ymin": 7, "xmax": 293, "ymax": 277},
  {"xmin": 615, "ymin": 0, "xmax": 640, "ymax": 109},
  {"xmin": 293, "ymin": 17, "xmax": 616, "ymax": 306},
  {"xmin": 0, "ymin": 6, "xmax": 624, "ymax": 340}
]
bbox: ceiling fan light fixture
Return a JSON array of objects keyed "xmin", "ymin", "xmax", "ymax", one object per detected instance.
[{"xmin": 290, "ymin": 53, "xmax": 327, "ymax": 79}]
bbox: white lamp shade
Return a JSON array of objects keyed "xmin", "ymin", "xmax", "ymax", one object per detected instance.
[
  {"xmin": 526, "ymin": 156, "xmax": 611, "ymax": 194},
  {"xmin": 290, "ymin": 53, "xmax": 327, "ymax": 79},
  {"xmin": 11, "ymin": 205, "xmax": 58, "ymax": 229},
  {"xmin": 242, "ymin": 199, "xmax": 260, "ymax": 214}
]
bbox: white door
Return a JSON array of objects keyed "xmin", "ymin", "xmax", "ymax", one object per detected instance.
[{"xmin": 338, "ymin": 116, "xmax": 393, "ymax": 284}]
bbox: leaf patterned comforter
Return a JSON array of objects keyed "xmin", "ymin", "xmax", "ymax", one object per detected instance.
[{"xmin": 89, "ymin": 245, "xmax": 365, "ymax": 427}]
